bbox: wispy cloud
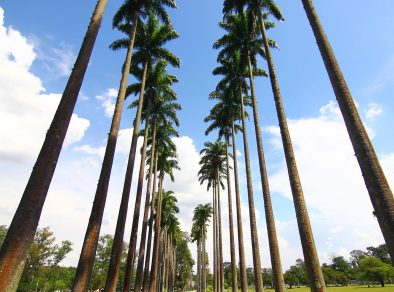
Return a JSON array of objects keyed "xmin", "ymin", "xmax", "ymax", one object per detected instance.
[
  {"xmin": 360, "ymin": 54, "xmax": 394, "ymax": 97},
  {"xmin": 96, "ymin": 88, "xmax": 118, "ymax": 118},
  {"xmin": 365, "ymin": 103, "xmax": 383, "ymax": 120}
]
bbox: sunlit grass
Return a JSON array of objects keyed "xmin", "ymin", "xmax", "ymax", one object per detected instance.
[{"xmin": 220, "ymin": 285, "xmax": 394, "ymax": 292}]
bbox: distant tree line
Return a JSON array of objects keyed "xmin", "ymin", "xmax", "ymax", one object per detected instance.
[
  {"xmin": 0, "ymin": 225, "xmax": 193, "ymax": 291},
  {"xmin": 218, "ymin": 243, "xmax": 394, "ymax": 289}
]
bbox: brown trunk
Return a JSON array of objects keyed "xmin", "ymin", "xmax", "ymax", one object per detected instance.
[
  {"xmin": 301, "ymin": 0, "xmax": 394, "ymax": 264},
  {"xmin": 225, "ymin": 137, "xmax": 239, "ymax": 292},
  {"xmin": 202, "ymin": 229, "xmax": 207, "ymax": 292},
  {"xmin": 213, "ymin": 186, "xmax": 217, "ymax": 292},
  {"xmin": 231, "ymin": 121, "xmax": 248, "ymax": 292},
  {"xmin": 239, "ymin": 88, "xmax": 264, "ymax": 292},
  {"xmin": 247, "ymin": 54, "xmax": 285, "ymax": 292},
  {"xmin": 197, "ymin": 240, "xmax": 201, "ymax": 292},
  {"xmin": 149, "ymin": 175, "xmax": 164, "ymax": 292},
  {"xmin": 257, "ymin": 10, "xmax": 326, "ymax": 291},
  {"xmin": 216, "ymin": 173, "xmax": 224, "ymax": 292},
  {"xmin": 103, "ymin": 58, "xmax": 149, "ymax": 292},
  {"xmin": 135, "ymin": 118, "xmax": 158, "ymax": 292},
  {"xmin": 0, "ymin": 1, "xmax": 108, "ymax": 290},
  {"xmin": 121, "ymin": 80, "xmax": 151, "ymax": 291},
  {"xmin": 71, "ymin": 10, "xmax": 139, "ymax": 292},
  {"xmin": 143, "ymin": 151, "xmax": 159, "ymax": 292}
]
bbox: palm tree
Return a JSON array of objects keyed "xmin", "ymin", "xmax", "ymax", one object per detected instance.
[
  {"xmin": 72, "ymin": 0, "xmax": 177, "ymax": 289},
  {"xmin": 212, "ymin": 34, "xmax": 265, "ymax": 291},
  {"xmin": 131, "ymin": 61, "xmax": 181, "ymax": 292},
  {"xmin": 103, "ymin": 16, "xmax": 180, "ymax": 291},
  {"xmin": 0, "ymin": 1, "xmax": 108, "ymax": 289},
  {"xmin": 212, "ymin": 54, "xmax": 250, "ymax": 292},
  {"xmin": 149, "ymin": 125, "xmax": 180, "ymax": 292},
  {"xmin": 158, "ymin": 190, "xmax": 179, "ymax": 292},
  {"xmin": 301, "ymin": 0, "xmax": 394, "ymax": 263},
  {"xmin": 191, "ymin": 204, "xmax": 213, "ymax": 292},
  {"xmin": 224, "ymin": 1, "xmax": 327, "ymax": 289},
  {"xmin": 204, "ymin": 92, "xmax": 245, "ymax": 292},
  {"xmin": 143, "ymin": 121, "xmax": 179, "ymax": 292},
  {"xmin": 214, "ymin": 11, "xmax": 286, "ymax": 292},
  {"xmin": 198, "ymin": 141, "xmax": 227, "ymax": 292}
]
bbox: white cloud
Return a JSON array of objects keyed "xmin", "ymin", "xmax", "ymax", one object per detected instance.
[
  {"xmin": 265, "ymin": 101, "xmax": 393, "ymax": 266},
  {"xmin": 96, "ymin": 88, "xmax": 118, "ymax": 118},
  {"xmin": 366, "ymin": 103, "xmax": 383, "ymax": 119},
  {"xmin": 0, "ymin": 7, "xmax": 89, "ymax": 163}
]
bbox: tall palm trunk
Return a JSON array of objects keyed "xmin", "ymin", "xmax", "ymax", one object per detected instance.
[
  {"xmin": 231, "ymin": 120, "xmax": 248, "ymax": 292},
  {"xmin": 197, "ymin": 239, "xmax": 201, "ymax": 292},
  {"xmin": 213, "ymin": 185, "xmax": 217, "ymax": 292},
  {"xmin": 301, "ymin": 0, "xmax": 394, "ymax": 263},
  {"xmin": 202, "ymin": 229, "xmax": 207, "ymax": 292},
  {"xmin": 104, "ymin": 59, "xmax": 150, "ymax": 292},
  {"xmin": 149, "ymin": 175, "xmax": 164, "ymax": 292},
  {"xmin": 143, "ymin": 152, "xmax": 159, "ymax": 292},
  {"xmin": 246, "ymin": 54, "xmax": 285, "ymax": 292},
  {"xmin": 72, "ymin": 11, "xmax": 140, "ymax": 291},
  {"xmin": 216, "ymin": 172, "xmax": 224, "ymax": 292},
  {"xmin": 121, "ymin": 91, "xmax": 152, "ymax": 292},
  {"xmin": 239, "ymin": 88, "xmax": 264, "ymax": 292},
  {"xmin": 225, "ymin": 136, "xmax": 238, "ymax": 292},
  {"xmin": 256, "ymin": 11, "xmax": 326, "ymax": 291},
  {"xmin": 199, "ymin": 230, "xmax": 204, "ymax": 292},
  {"xmin": 0, "ymin": 1, "xmax": 108, "ymax": 290},
  {"xmin": 135, "ymin": 118, "xmax": 158, "ymax": 292}
]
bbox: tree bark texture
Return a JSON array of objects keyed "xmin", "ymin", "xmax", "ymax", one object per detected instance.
[
  {"xmin": 257, "ymin": 10, "xmax": 326, "ymax": 291},
  {"xmin": 301, "ymin": 0, "xmax": 394, "ymax": 264},
  {"xmin": 0, "ymin": 1, "xmax": 108, "ymax": 290}
]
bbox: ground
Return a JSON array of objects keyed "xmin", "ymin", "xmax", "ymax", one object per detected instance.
[{"xmin": 218, "ymin": 285, "xmax": 394, "ymax": 292}]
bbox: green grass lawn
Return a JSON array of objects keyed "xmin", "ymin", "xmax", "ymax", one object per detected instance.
[{"xmin": 221, "ymin": 285, "xmax": 394, "ymax": 292}]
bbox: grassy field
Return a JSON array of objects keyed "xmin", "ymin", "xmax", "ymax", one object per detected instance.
[{"xmin": 220, "ymin": 285, "xmax": 394, "ymax": 292}]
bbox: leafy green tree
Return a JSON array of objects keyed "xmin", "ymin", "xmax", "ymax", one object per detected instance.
[
  {"xmin": 175, "ymin": 232, "xmax": 194, "ymax": 292},
  {"xmin": 283, "ymin": 270, "xmax": 298, "ymax": 289},
  {"xmin": 17, "ymin": 227, "xmax": 73, "ymax": 291},
  {"xmin": 367, "ymin": 244, "xmax": 391, "ymax": 264},
  {"xmin": 246, "ymin": 267, "xmax": 254, "ymax": 286},
  {"xmin": 89, "ymin": 234, "xmax": 128, "ymax": 291},
  {"xmin": 331, "ymin": 256, "xmax": 352, "ymax": 283},
  {"xmin": 358, "ymin": 257, "xmax": 394, "ymax": 287},
  {"xmin": 262, "ymin": 268, "xmax": 273, "ymax": 288},
  {"xmin": 283, "ymin": 258, "xmax": 308, "ymax": 288},
  {"xmin": 322, "ymin": 265, "xmax": 336, "ymax": 286}
]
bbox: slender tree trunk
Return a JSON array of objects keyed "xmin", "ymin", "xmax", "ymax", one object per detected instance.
[
  {"xmin": 202, "ymin": 230, "xmax": 207, "ymax": 292},
  {"xmin": 216, "ymin": 172, "xmax": 224, "ymax": 292},
  {"xmin": 143, "ymin": 152, "xmax": 159, "ymax": 292},
  {"xmin": 239, "ymin": 88, "xmax": 264, "ymax": 292},
  {"xmin": 213, "ymin": 186, "xmax": 217, "ymax": 292},
  {"xmin": 247, "ymin": 54, "xmax": 285, "ymax": 292},
  {"xmin": 225, "ymin": 137, "xmax": 239, "ymax": 292},
  {"xmin": 301, "ymin": 0, "xmax": 394, "ymax": 264},
  {"xmin": 71, "ymin": 11, "xmax": 140, "ymax": 292},
  {"xmin": 135, "ymin": 118, "xmax": 158, "ymax": 292},
  {"xmin": 256, "ymin": 10, "xmax": 326, "ymax": 291},
  {"xmin": 149, "ymin": 175, "xmax": 165, "ymax": 292},
  {"xmin": 197, "ymin": 240, "xmax": 201, "ymax": 292},
  {"xmin": 0, "ymin": 1, "xmax": 108, "ymax": 290},
  {"xmin": 231, "ymin": 121, "xmax": 248, "ymax": 292},
  {"xmin": 103, "ymin": 58, "xmax": 149, "ymax": 292},
  {"xmin": 121, "ymin": 91, "xmax": 152, "ymax": 292}
]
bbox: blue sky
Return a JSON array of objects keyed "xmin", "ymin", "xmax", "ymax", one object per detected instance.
[{"xmin": 1, "ymin": 0, "xmax": 394, "ymax": 271}]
